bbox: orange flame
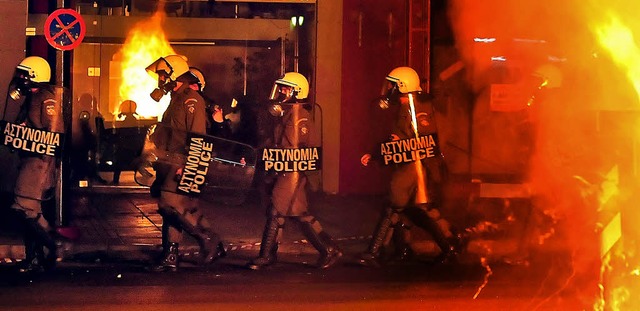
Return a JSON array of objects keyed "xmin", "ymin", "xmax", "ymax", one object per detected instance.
[
  {"xmin": 407, "ymin": 93, "xmax": 429, "ymax": 202},
  {"xmin": 591, "ymin": 9, "xmax": 640, "ymax": 311},
  {"xmin": 447, "ymin": 0, "xmax": 640, "ymax": 309},
  {"xmin": 593, "ymin": 13, "xmax": 640, "ymax": 102},
  {"xmin": 117, "ymin": 11, "xmax": 175, "ymax": 120}
]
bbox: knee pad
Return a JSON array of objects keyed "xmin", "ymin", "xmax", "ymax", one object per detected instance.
[
  {"xmin": 394, "ymin": 220, "xmax": 411, "ymax": 230},
  {"xmin": 296, "ymin": 214, "xmax": 323, "ymax": 232},
  {"xmin": 11, "ymin": 197, "xmax": 40, "ymax": 219},
  {"xmin": 158, "ymin": 207, "xmax": 181, "ymax": 225},
  {"xmin": 157, "ymin": 207, "xmax": 175, "ymax": 218},
  {"xmin": 415, "ymin": 203, "xmax": 441, "ymax": 220},
  {"xmin": 297, "ymin": 214, "xmax": 316, "ymax": 225},
  {"xmin": 266, "ymin": 204, "xmax": 279, "ymax": 218},
  {"xmin": 390, "ymin": 210, "xmax": 403, "ymax": 224},
  {"xmin": 427, "ymin": 208, "xmax": 441, "ymax": 220},
  {"xmin": 381, "ymin": 207, "xmax": 395, "ymax": 218}
]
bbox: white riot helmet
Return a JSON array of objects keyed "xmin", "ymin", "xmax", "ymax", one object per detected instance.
[
  {"xmin": 17, "ymin": 56, "xmax": 51, "ymax": 83},
  {"xmin": 379, "ymin": 66, "xmax": 422, "ymax": 109},
  {"xmin": 188, "ymin": 67, "xmax": 206, "ymax": 92},
  {"xmin": 146, "ymin": 54, "xmax": 190, "ymax": 81},
  {"xmin": 9, "ymin": 56, "xmax": 51, "ymax": 100},
  {"xmin": 268, "ymin": 72, "xmax": 309, "ymax": 117},
  {"xmin": 146, "ymin": 54, "xmax": 190, "ymax": 101},
  {"xmin": 269, "ymin": 72, "xmax": 309, "ymax": 103}
]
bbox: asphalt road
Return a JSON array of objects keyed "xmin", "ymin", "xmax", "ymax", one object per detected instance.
[{"xmin": 0, "ymin": 251, "xmax": 589, "ymax": 311}]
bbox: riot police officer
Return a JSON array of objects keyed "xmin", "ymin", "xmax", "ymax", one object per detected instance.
[
  {"xmin": 359, "ymin": 66, "xmax": 462, "ymax": 267},
  {"xmin": 145, "ymin": 55, "xmax": 224, "ymax": 272},
  {"xmin": 8, "ymin": 56, "xmax": 66, "ymax": 272},
  {"xmin": 247, "ymin": 72, "xmax": 342, "ymax": 270}
]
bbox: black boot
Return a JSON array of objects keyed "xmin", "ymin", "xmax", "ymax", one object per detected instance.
[
  {"xmin": 317, "ymin": 231, "xmax": 343, "ymax": 269},
  {"xmin": 162, "ymin": 209, "xmax": 223, "ymax": 265},
  {"xmin": 23, "ymin": 217, "xmax": 59, "ymax": 271},
  {"xmin": 404, "ymin": 206, "xmax": 456, "ymax": 264},
  {"xmin": 247, "ymin": 217, "xmax": 280, "ymax": 270},
  {"xmin": 391, "ymin": 222, "xmax": 414, "ymax": 262},
  {"xmin": 150, "ymin": 242, "xmax": 179, "ymax": 272},
  {"xmin": 191, "ymin": 226, "xmax": 223, "ymax": 265},
  {"xmin": 20, "ymin": 233, "xmax": 45, "ymax": 274},
  {"xmin": 358, "ymin": 209, "xmax": 393, "ymax": 268},
  {"xmin": 301, "ymin": 223, "xmax": 342, "ymax": 269},
  {"xmin": 161, "ymin": 221, "xmax": 170, "ymax": 251},
  {"xmin": 195, "ymin": 230, "xmax": 223, "ymax": 265}
]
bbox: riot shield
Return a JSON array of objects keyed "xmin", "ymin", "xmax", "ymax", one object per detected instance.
[
  {"xmin": 1, "ymin": 86, "xmax": 71, "ymax": 226},
  {"xmin": 134, "ymin": 123, "xmax": 257, "ymax": 205}
]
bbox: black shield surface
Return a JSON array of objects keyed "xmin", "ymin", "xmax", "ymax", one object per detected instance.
[{"xmin": 135, "ymin": 123, "xmax": 257, "ymax": 204}]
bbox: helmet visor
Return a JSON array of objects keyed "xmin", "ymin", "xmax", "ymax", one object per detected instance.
[
  {"xmin": 381, "ymin": 80, "xmax": 399, "ymax": 99},
  {"xmin": 378, "ymin": 80, "xmax": 401, "ymax": 109},
  {"xmin": 15, "ymin": 67, "xmax": 35, "ymax": 81},
  {"xmin": 145, "ymin": 57, "xmax": 173, "ymax": 79},
  {"xmin": 13, "ymin": 68, "xmax": 33, "ymax": 84},
  {"xmin": 269, "ymin": 83, "xmax": 296, "ymax": 103}
]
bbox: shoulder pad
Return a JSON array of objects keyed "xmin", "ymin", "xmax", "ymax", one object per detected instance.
[
  {"xmin": 44, "ymin": 99, "xmax": 58, "ymax": 116},
  {"xmin": 185, "ymin": 98, "xmax": 198, "ymax": 113}
]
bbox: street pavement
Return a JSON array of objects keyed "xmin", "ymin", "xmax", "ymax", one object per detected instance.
[{"xmin": 0, "ymin": 171, "xmax": 532, "ymax": 267}]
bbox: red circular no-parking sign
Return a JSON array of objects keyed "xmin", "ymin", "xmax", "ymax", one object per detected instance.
[{"xmin": 44, "ymin": 9, "xmax": 86, "ymax": 51}]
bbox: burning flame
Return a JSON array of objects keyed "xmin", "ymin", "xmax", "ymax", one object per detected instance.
[
  {"xmin": 448, "ymin": 0, "xmax": 640, "ymax": 309},
  {"xmin": 593, "ymin": 13, "xmax": 640, "ymax": 100},
  {"xmin": 117, "ymin": 11, "xmax": 176, "ymax": 120},
  {"xmin": 591, "ymin": 10, "xmax": 640, "ymax": 311}
]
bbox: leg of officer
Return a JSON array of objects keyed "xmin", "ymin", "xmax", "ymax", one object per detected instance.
[
  {"xmin": 12, "ymin": 158, "xmax": 60, "ymax": 272},
  {"xmin": 246, "ymin": 206, "xmax": 285, "ymax": 270},
  {"xmin": 358, "ymin": 206, "xmax": 399, "ymax": 267},
  {"xmin": 151, "ymin": 191, "xmax": 223, "ymax": 271}
]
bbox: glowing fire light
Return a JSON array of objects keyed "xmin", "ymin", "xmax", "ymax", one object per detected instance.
[
  {"xmin": 594, "ymin": 14, "xmax": 640, "ymax": 99},
  {"xmin": 447, "ymin": 0, "xmax": 640, "ymax": 308},
  {"xmin": 117, "ymin": 11, "xmax": 176, "ymax": 120},
  {"xmin": 473, "ymin": 257, "xmax": 493, "ymax": 299},
  {"xmin": 407, "ymin": 93, "xmax": 428, "ymax": 203},
  {"xmin": 474, "ymin": 37, "xmax": 496, "ymax": 43},
  {"xmin": 591, "ymin": 9, "xmax": 640, "ymax": 311}
]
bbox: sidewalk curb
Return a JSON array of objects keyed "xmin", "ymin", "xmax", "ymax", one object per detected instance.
[{"xmin": 1, "ymin": 237, "xmax": 529, "ymax": 265}]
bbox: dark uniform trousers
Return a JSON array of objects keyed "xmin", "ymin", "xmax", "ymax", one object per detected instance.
[{"xmin": 151, "ymin": 84, "xmax": 222, "ymax": 271}]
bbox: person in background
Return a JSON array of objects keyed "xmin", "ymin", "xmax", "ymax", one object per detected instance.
[
  {"xmin": 187, "ymin": 67, "xmax": 231, "ymax": 138},
  {"xmin": 116, "ymin": 100, "xmax": 139, "ymax": 127},
  {"xmin": 111, "ymin": 100, "xmax": 140, "ymax": 184}
]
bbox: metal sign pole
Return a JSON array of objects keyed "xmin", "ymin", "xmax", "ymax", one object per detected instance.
[
  {"xmin": 56, "ymin": 51, "xmax": 65, "ymax": 227},
  {"xmin": 55, "ymin": 0, "xmax": 66, "ymax": 227}
]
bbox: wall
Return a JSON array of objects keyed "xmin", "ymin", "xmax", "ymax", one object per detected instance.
[
  {"xmin": 0, "ymin": 0, "xmax": 28, "ymax": 193},
  {"xmin": 316, "ymin": 0, "xmax": 343, "ymax": 194},
  {"xmin": 338, "ymin": 0, "xmax": 407, "ymax": 194},
  {"xmin": 0, "ymin": 0, "xmax": 28, "ymax": 122}
]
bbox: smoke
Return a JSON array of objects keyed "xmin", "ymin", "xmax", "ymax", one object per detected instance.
[{"xmin": 448, "ymin": 0, "xmax": 640, "ymax": 308}]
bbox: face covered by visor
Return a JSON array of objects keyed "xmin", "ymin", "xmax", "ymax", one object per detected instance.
[
  {"xmin": 268, "ymin": 83, "xmax": 297, "ymax": 117},
  {"xmin": 269, "ymin": 83, "xmax": 297, "ymax": 103},
  {"xmin": 9, "ymin": 69, "xmax": 35, "ymax": 101},
  {"xmin": 146, "ymin": 58, "xmax": 177, "ymax": 102},
  {"xmin": 378, "ymin": 80, "xmax": 401, "ymax": 109}
]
